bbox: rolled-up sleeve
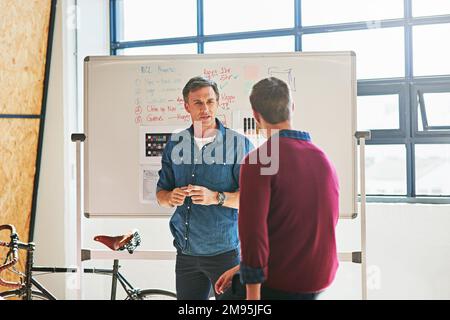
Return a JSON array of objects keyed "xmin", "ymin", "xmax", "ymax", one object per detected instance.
[
  {"xmin": 238, "ymin": 156, "xmax": 271, "ymax": 284},
  {"xmin": 156, "ymin": 143, "xmax": 175, "ymax": 193}
]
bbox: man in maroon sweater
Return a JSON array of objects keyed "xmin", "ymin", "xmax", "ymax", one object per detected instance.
[{"xmin": 215, "ymin": 77, "xmax": 339, "ymax": 300}]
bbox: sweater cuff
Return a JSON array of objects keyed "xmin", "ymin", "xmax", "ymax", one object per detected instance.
[{"xmin": 239, "ymin": 262, "xmax": 266, "ymax": 284}]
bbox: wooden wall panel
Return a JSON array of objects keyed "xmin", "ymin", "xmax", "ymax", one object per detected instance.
[
  {"xmin": 0, "ymin": 119, "xmax": 40, "ymax": 285},
  {"xmin": 0, "ymin": 0, "xmax": 52, "ymax": 114},
  {"xmin": 0, "ymin": 0, "xmax": 53, "ymax": 291}
]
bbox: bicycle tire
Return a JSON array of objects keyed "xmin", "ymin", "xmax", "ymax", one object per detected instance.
[
  {"xmin": 130, "ymin": 288, "xmax": 177, "ymax": 300},
  {"xmin": 0, "ymin": 290, "xmax": 51, "ymax": 300}
]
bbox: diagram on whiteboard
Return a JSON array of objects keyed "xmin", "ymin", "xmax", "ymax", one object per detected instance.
[
  {"xmin": 140, "ymin": 166, "xmax": 159, "ymax": 204},
  {"xmin": 267, "ymin": 67, "xmax": 297, "ymax": 92}
]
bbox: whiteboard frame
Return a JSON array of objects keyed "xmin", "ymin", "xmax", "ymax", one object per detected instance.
[{"xmin": 83, "ymin": 51, "xmax": 357, "ymax": 218}]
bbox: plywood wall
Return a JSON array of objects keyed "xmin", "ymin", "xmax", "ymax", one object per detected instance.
[{"xmin": 0, "ymin": 0, "xmax": 53, "ymax": 289}]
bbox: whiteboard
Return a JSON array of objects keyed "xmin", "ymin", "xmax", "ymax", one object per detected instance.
[{"xmin": 84, "ymin": 52, "xmax": 357, "ymax": 217}]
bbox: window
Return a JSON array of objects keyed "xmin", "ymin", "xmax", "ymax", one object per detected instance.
[
  {"xmin": 413, "ymin": 23, "xmax": 450, "ymax": 76},
  {"xmin": 412, "ymin": 0, "xmax": 450, "ymax": 17},
  {"xmin": 363, "ymin": 145, "xmax": 407, "ymax": 196},
  {"xmin": 357, "ymin": 95, "xmax": 400, "ymax": 131},
  {"xmin": 111, "ymin": 0, "xmax": 450, "ymax": 202},
  {"xmin": 417, "ymin": 91, "xmax": 450, "ymax": 131},
  {"xmin": 118, "ymin": 0, "xmax": 197, "ymax": 41},
  {"xmin": 415, "ymin": 144, "xmax": 450, "ymax": 196},
  {"xmin": 303, "ymin": 27, "xmax": 404, "ymax": 79},
  {"xmin": 302, "ymin": 0, "xmax": 403, "ymax": 26},
  {"xmin": 204, "ymin": 36, "xmax": 294, "ymax": 54},
  {"xmin": 204, "ymin": 0, "xmax": 293, "ymax": 34},
  {"xmin": 118, "ymin": 44, "xmax": 198, "ymax": 56}
]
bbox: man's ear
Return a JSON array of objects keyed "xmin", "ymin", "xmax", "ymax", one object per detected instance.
[
  {"xmin": 184, "ymin": 102, "xmax": 190, "ymax": 113},
  {"xmin": 252, "ymin": 110, "xmax": 261, "ymax": 124}
]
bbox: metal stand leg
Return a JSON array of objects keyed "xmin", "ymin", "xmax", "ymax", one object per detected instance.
[
  {"xmin": 360, "ymin": 136, "xmax": 368, "ymax": 300},
  {"xmin": 72, "ymin": 133, "xmax": 86, "ymax": 300},
  {"xmin": 356, "ymin": 131, "xmax": 370, "ymax": 300}
]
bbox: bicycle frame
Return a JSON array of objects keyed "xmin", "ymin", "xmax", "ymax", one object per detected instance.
[{"xmin": 2, "ymin": 241, "xmax": 143, "ymax": 300}]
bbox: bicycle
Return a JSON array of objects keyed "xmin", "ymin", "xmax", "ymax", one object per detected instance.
[{"xmin": 0, "ymin": 224, "xmax": 176, "ymax": 300}]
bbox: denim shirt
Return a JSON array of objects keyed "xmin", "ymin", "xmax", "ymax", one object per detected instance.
[{"xmin": 157, "ymin": 119, "xmax": 253, "ymax": 256}]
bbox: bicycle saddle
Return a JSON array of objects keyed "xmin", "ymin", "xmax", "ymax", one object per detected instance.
[{"xmin": 93, "ymin": 230, "xmax": 141, "ymax": 253}]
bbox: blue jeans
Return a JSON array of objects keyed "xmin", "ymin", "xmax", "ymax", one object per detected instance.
[{"xmin": 175, "ymin": 249, "xmax": 240, "ymax": 300}]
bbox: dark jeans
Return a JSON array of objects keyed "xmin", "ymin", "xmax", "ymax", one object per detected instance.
[
  {"xmin": 219, "ymin": 273, "xmax": 321, "ymax": 300},
  {"xmin": 175, "ymin": 248, "xmax": 240, "ymax": 300}
]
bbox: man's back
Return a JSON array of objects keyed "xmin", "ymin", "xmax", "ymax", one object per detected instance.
[{"xmin": 239, "ymin": 130, "xmax": 339, "ymax": 293}]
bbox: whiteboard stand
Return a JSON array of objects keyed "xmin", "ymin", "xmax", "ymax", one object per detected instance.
[
  {"xmin": 71, "ymin": 133, "xmax": 177, "ymax": 299},
  {"xmin": 356, "ymin": 130, "xmax": 371, "ymax": 300},
  {"xmin": 71, "ymin": 133, "xmax": 86, "ymax": 300}
]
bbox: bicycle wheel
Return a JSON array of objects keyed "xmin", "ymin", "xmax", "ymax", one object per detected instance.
[
  {"xmin": 131, "ymin": 288, "xmax": 177, "ymax": 300},
  {"xmin": 0, "ymin": 290, "xmax": 51, "ymax": 300}
]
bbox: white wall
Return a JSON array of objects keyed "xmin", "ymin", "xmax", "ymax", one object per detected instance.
[
  {"xmin": 35, "ymin": 0, "xmax": 450, "ymax": 300},
  {"xmin": 34, "ymin": 0, "xmax": 66, "ymax": 299},
  {"xmin": 322, "ymin": 203, "xmax": 450, "ymax": 300}
]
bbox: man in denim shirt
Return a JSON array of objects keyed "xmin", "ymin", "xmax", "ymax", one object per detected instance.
[{"xmin": 156, "ymin": 76, "xmax": 253, "ymax": 300}]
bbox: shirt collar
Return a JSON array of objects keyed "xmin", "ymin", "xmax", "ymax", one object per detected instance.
[
  {"xmin": 187, "ymin": 118, "xmax": 226, "ymax": 143},
  {"xmin": 277, "ymin": 129, "xmax": 311, "ymax": 142}
]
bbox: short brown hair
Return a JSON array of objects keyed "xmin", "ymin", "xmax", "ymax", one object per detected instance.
[
  {"xmin": 249, "ymin": 77, "xmax": 291, "ymax": 124},
  {"xmin": 182, "ymin": 76, "xmax": 219, "ymax": 102}
]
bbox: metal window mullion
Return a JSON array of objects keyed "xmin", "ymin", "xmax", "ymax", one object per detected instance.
[
  {"xmin": 109, "ymin": 0, "xmax": 117, "ymax": 55},
  {"xmin": 197, "ymin": 0, "xmax": 204, "ymax": 54},
  {"xmin": 406, "ymin": 142, "xmax": 415, "ymax": 197},
  {"xmin": 405, "ymin": 0, "xmax": 413, "ymax": 80},
  {"xmin": 417, "ymin": 90, "xmax": 429, "ymax": 129},
  {"xmin": 295, "ymin": 0, "xmax": 301, "ymax": 51},
  {"xmin": 404, "ymin": 0, "xmax": 415, "ymax": 197},
  {"xmin": 410, "ymin": 15, "xmax": 450, "ymax": 26},
  {"xmin": 115, "ymin": 37, "xmax": 199, "ymax": 49},
  {"xmin": 301, "ymin": 19, "xmax": 405, "ymax": 35}
]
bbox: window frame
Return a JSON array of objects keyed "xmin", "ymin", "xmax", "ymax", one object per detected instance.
[{"xmin": 110, "ymin": 0, "xmax": 450, "ymax": 203}]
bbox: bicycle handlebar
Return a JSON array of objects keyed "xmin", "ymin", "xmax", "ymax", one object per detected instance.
[{"xmin": 0, "ymin": 224, "xmax": 23, "ymax": 289}]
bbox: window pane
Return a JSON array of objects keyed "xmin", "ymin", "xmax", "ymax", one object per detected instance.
[
  {"xmin": 119, "ymin": 0, "xmax": 196, "ymax": 41},
  {"xmin": 361, "ymin": 145, "xmax": 407, "ymax": 195},
  {"xmin": 413, "ymin": 23, "xmax": 450, "ymax": 76},
  {"xmin": 302, "ymin": 27, "xmax": 404, "ymax": 79},
  {"xmin": 416, "ymin": 144, "xmax": 450, "ymax": 196},
  {"xmin": 118, "ymin": 44, "xmax": 198, "ymax": 55},
  {"xmin": 204, "ymin": 0, "xmax": 293, "ymax": 35},
  {"xmin": 357, "ymin": 95, "xmax": 400, "ymax": 130},
  {"xmin": 302, "ymin": 0, "xmax": 403, "ymax": 26},
  {"xmin": 204, "ymin": 36, "xmax": 294, "ymax": 54},
  {"xmin": 422, "ymin": 92, "xmax": 450, "ymax": 129},
  {"xmin": 413, "ymin": 0, "xmax": 450, "ymax": 17}
]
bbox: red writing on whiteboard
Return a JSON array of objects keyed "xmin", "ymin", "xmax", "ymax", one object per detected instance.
[
  {"xmin": 176, "ymin": 97, "xmax": 184, "ymax": 105},
  {"xmin": 219, "ymin": 93, "xmax": 236, "ymax": 110},
  {"xmin": 220, "ymin": 67, "xmax": 231, "ymax": 74},
  {"xmin": 146, "ymin": 115, "xmax": 164, "ymax": 122},
  {"xmin": 135, "ymin": 106, "xmax": 142, "ymax": 115},
  {"xmin": 169, "ymin": 114, "xmax": 191, "ymax": 122},
  {"xmin": 221, "ymin": 93, "xmax": 236, "ymax": 103},
  {"xmin": 147, "ymin": 105, "xmax": 159, "ymax": 112},
  {"xmin": 135, "ymin": 116, "xmax": 142, "ymax": 124},
  {"xmin": 204, "ymin": 67, "xmax": 234, "ymax": 81},
  {"xmin": 203, "ymin": 68, "xmax": 218, "ymax": 80},
  {"xmin": 219, "ymin": 67, "xmax": 232, "ymax": 81}
]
